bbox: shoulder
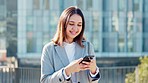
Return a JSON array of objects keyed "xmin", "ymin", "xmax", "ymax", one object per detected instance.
[
  {"xmin": 43, "ymin": 41, "xmax": 57, "ymax": 51},
  {"xmin": 44, "ymin": 41, "xmax": 54, "ymax": 48},
  {"xmin": 82, "ymin": 40, "xmax": 93, "ymax": 46}
]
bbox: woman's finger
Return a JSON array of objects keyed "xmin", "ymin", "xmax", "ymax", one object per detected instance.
[{"xmin": 81, "ymin": 61, "xmax": 90, "ymax": 65}]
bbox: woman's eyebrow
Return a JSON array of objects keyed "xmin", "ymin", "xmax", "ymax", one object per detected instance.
[
  {"xmin": 68, "ymin": 21, "xmax": 74, "ymax": 23},
  {"xmin": 68, "ymin": 21, "xmax": 82, "ymax": 23}
]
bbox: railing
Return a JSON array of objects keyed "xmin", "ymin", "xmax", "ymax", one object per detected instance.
[
  {"xmin": 99, "ymin": 66, "xmax": 136, "ymax": 83},
  {"xmin": 0, "ymin": 67, "xmax": 40, "ymax": 83},
  {"xmin": 0, "ymin": 66, "xmax": 136, "ymax": 83}
]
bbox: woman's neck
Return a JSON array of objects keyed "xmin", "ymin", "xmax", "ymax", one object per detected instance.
[{"xmin": 65, "ymin": 38, "xmax": 73, "ymax": 44}]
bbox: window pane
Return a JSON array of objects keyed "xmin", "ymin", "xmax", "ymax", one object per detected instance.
[
  {"xmin": 33, "ymin": 0, "xmax": 40, "ymax": 10},
  {"xmin": 86, "ymin": 0, "xmax": 92, "ymax": 10},
  {"xmin": 133, "ymin": 0, "xmax": 140, "ymax": 11},
  {"xmin": 119, "ymin": 0, "xmax": 126, "ymax": 11},
  {"xmin": 44, "ymin": 0, "xmax": 49, "ymax": 10},
  {"xmin": 112, "ymin": 12, "xmax": 119, "ymax": 32},
  {"xmin": 118, "ymin": 37, "xmax": 125, "ymax": 52},
  {"xmin": 77, "ymin": 0, "xmax": 83, "ymax": 10},
  {"xmin": 27, "ymin": 32, "xmax": 36, "ymax": 52},
  {"xmin": 103, "ymin": 33, "xmax": 117, "ymax": 52},
  {"xmin": 143, "ymin": 33, "xmax": 148, "ymax": 52}
]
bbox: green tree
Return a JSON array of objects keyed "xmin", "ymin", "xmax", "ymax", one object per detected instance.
[{"xmin": 125, "ymin": 56, "xmax": 148, "ymax": 83}]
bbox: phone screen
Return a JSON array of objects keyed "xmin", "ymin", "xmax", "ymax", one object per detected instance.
[{"xmin": 80, "ymin": 55, "xmax": 94, "ymax": 63}]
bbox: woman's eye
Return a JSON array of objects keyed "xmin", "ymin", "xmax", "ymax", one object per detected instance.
[
  {"xmin": 69, "ymin": 23, "xmax": 74, "ymax": 25},
  {"xmin": 78, "ymin": 24, "xmax": 82, "ymax": 26}
]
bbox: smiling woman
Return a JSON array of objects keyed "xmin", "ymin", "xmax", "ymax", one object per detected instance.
[
  {"xmin": 52, "ymin": 6, "xmax": 86, "ymax": 47},
  {"xmin": 40, "ymin": 6, "xmax": 100, "ymax": 83}
]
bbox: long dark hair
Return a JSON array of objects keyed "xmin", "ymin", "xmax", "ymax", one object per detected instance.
[{"xmin": 52, "ymin": 6, "xmax": 85, "ymax": 47}]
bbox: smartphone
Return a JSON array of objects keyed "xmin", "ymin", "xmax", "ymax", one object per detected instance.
[{"xmin": 80, "ymin": 55, "xmax": 94, "ymax": 64}]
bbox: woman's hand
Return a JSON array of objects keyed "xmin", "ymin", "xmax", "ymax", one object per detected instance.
[
  {"xmin": 81, "ymin": 59, "xmax": 97, "ymax": 74},
  {"xmin": 89, "ymin": 60, "xmax": 97, "ymax": 74},
  {"xmin": 65, "ymin": 58, "xmax": 91, "ymax": 76},
  {"xmin": 65, "ymin": 58, "xmax": 97, "ymax": 76}
]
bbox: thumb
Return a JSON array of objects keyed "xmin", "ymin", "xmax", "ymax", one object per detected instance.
[{"xmin": 77, "ymin": 58, "xmax": 83, "ymax": 63}]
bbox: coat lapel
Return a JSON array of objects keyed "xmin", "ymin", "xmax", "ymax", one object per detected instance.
[
  {"xmin": 74, "ymin": 43, "xmax": 85, "ymax": 60},
  {"xmin": 55, "ymin": 45, "xmax": 69, "ymax": 67},
  {"xmin": 54, "ymin": 42, "xmax": 86, "ymax": 66}
]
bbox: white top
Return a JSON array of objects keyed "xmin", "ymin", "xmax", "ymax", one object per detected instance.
[{"xmin": 63, "ymin": 42, "xmax": 76, "ymax": 62}]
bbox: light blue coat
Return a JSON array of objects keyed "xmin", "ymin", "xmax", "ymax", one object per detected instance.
[{"xmin": 40, "ymin": 41, "xmax": 100, "ymax": 83}]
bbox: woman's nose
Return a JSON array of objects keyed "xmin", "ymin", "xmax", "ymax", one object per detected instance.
[{"xmin": 72, "ymin": 25, "xmax": 78, "ymax": 30}]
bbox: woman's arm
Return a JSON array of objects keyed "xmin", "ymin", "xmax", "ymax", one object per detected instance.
[{"xmin": 86, "ymin": 42, "xmax": 101, "ymax": 82}]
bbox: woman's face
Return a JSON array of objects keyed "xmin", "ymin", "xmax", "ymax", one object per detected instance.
[{"xmin": 65, "ymin": 14, "xmax": 82, "ymax": 42}]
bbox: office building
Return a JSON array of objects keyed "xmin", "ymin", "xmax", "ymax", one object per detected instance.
[{"xmin": 0, "ymin": 0, "xmax": 148, "ymax": 67}]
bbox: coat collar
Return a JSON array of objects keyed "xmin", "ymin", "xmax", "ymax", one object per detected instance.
[{"xmin": 55, "ymin": 45, "xmax": 69, "ymax": 67}]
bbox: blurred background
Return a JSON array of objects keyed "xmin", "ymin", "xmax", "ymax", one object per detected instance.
[{"xmin": 0, "ymin": 0, "xmax": 148, "ymax": 83}]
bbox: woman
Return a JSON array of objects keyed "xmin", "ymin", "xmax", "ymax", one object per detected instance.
[{"xmin": 40, "ymin": 6, "xmax": 100, "ymax": 83}]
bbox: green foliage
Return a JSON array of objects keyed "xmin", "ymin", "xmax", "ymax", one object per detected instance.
[{"xmin": 125, "ymin": 56, "xmax": 148, "ymax": 83}]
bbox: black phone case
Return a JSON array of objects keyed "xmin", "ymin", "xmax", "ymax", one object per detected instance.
[{"xmin": 80, "ymin": 56, "xmax": 94, "ymax": 63}]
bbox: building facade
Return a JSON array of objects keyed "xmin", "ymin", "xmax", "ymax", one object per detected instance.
[
  {"xmin": 0, "ymin": 0, "xmax": 148, "ymax": 67},
  {"xmin": 0, "ymin": 0, "xmax": 17, "ymax": 63}
]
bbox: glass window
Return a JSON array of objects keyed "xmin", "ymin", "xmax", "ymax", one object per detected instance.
[
  {"xmin": 33, "ymin": 0, "xmax": 40, "ymax": 10},
  {"xmin": 143, "ymin": 17, "xmax": 148, "ymax": 51},
  {"xmin": 0, "ymin": 5, "xmax": 5, "ymax": 17},
  {"xmin": 77, "ymin": 0, "xmax": 83, "ymax": 10},
  {"xmin": 0, "ymin": 21, "xmax": 6, "ymax": 40},
  {"xmin": 27, "ymin": 32, "xmax": 37, "ymax": 52},
  {"xmin": 84, "ymin": 16, "xmax": 90, "ymax": 39},
  {"xmin": 43, "ymin": 32, "xmax": 50, "ymax": 46},
  {"xmin": 127, "ymin": 0, "xmax": 133, "ymax": 12},
  {"xmin": 111, "ymin": 0, "xmax": 118, "ymax": 12},
  {"xmin": 26, "ymin": 10, "xmax": 33, "ymax": 16},
  {"xmin": 0, "ymin": 38, "xmax": 6, "ymax": 49},
  {"xmin": 144, "ymin": 0, "xmax": 148, "ymax": 12},
  {"xmin": 92, "ymin": 34, "xmax": 99, "ymax": 52},
  {"xmin": 112, "ymin": 12, "xmax": 119, "ymax": 32},
  {"xmin": 103, "ymin": 0, "xmax": 110, "ymax": 12},
  {"xmin": 7, "ymin": 0, "xmax": 17, "ymax": 11},
  {"xmin": 133, "ymin": 0, "xmax": 140, "ymax": 11},
  {"xmin": 143, "ymin": 18, "xmax": 148, "ymax": 32},
  {"xmin": 36, "ymin": 16, "xmax": 43, "ymax": 32},
  {"xmin": 103, "ymin": 33, "xmax": 117, "ymax": 52},
  {"xmin": 127, "ymin": 12, "xmax": 134, "ymax": 32},
  {"xmin": 86, "ymin": 0, "xmax": 92, "ymax": 10},
  {"xmin": 0, "ymin": 0, "xmax": 4, "ymax": 5},
  {"xmin": 143, "ymin": 34, "xmax": 148, "ymax": 52},
  {"xmin": 103, "ymin": 17, "xmax": 110, "ymax": 32},
  {"xmin": 49, "ymin": 11, "xmax": 59, "ymax": 37},
  {"xmin": 92, "ymin": 11, "xmax": 100, "ymax": 52},
  {"xmin": 134, "ymin": 15, "xmax": 142, "ymax": 32},
  {"xmin": 43, "ymin": 16, "xmax": 49, "ymax": 32},
  {"xmin": 127, "ymin": 36, "xmax": 134, "ymax": 52},
  {"xmin": 26, "ymin": 16, "xmax": 33, "ymax": 31},
  {"xmin": 118, "ymin": 37, "xmax": 125, "ymax": 52},
  {"xmin": 26, "ymin": 16, "xmax": 36, "ymax": 53},
  {"xmin": 119, "ymin": 0, "xmax": 126, "ymax": 11},
  {"xmin": 103, "ymin": 37, "xmax": 108, "ymax": 52},
  {"xmin": 127, "ymin": 15, "xmax": 134, "ymax": 52},
  {"xmin": 44, "ymin": 0, "xmax": 49, "ymax": 10},
  {"xmin": 26, "ymin": 0, "xmax": 33, "ymax": 10},
  {"xmin": 93, "ymin": 12, "xmax": 99, "ymax": 32}
]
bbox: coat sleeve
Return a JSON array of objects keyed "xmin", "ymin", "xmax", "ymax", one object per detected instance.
[
  {"xmin": 40, "ymin": 43, "xmax": 70, "ymax": 83},
  {"xmin": 87, "ymin": 42, "xmax": 101, "ymax": 82}
]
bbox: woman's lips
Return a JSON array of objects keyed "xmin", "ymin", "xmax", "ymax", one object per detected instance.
[{"xmin": 70, "ymin": 31, "xmax": 77, "ymax": 35}]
